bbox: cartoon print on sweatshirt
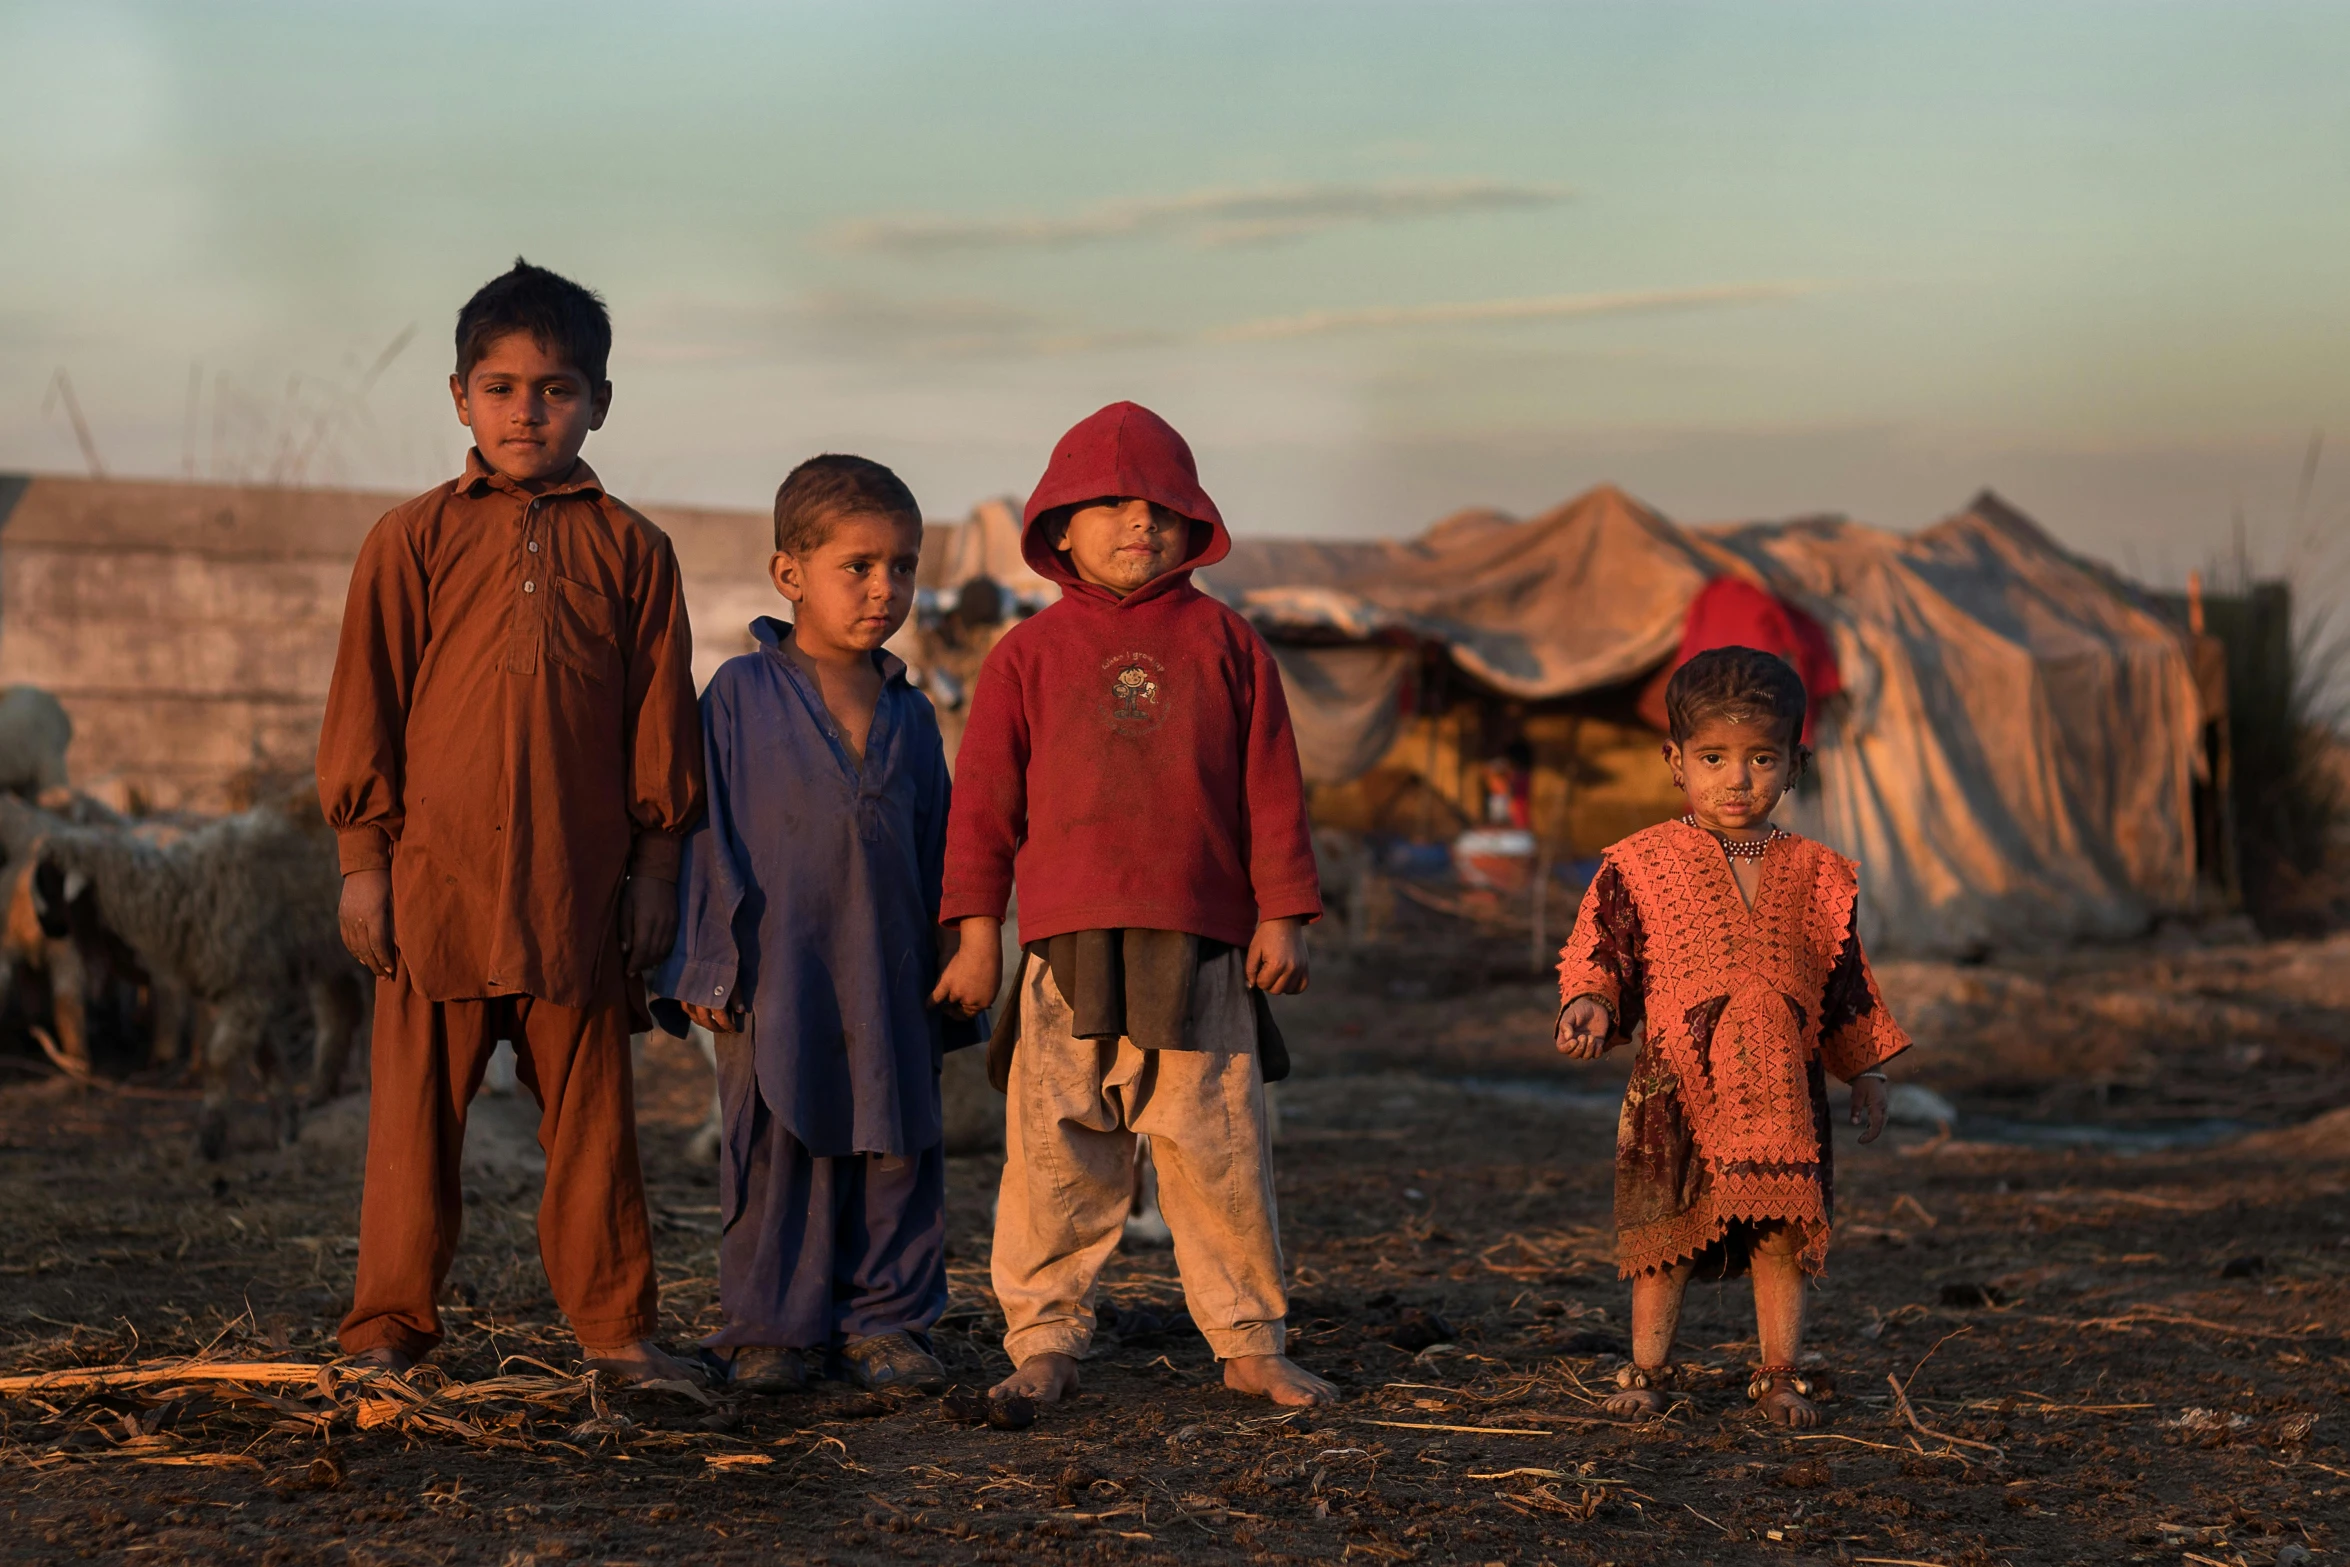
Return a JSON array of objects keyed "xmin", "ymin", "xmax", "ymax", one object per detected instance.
[{"xmin": 1103, "ymin": 651, "xmax": 1167, "ymax": 733}]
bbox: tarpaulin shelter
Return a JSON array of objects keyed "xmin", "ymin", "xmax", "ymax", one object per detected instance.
[{"xmin": 1196, "ymin": 485, "xmax": 2209, "ymax": 958}]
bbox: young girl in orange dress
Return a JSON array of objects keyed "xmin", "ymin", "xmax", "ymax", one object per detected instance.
[{"xmin": 1554, "ymin": 645, "xmax": 1911, "ymax": 1428}]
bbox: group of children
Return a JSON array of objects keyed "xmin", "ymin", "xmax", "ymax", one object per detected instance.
[{"xmin": 318, "ymin": 259, "xmax": 1909, "ymax": 1425}]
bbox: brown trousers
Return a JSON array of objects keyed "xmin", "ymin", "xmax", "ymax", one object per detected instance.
[
  {"xmin": 992, "ymin": 951, "xmax": 1288, "ymax": 1364},
  {"xmin": 338, "ymin": 979, "xmax": 658, "ymax": 1358}
]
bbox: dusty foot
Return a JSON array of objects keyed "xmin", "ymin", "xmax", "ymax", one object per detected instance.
[
  {"xmin": 1223, "ymin": 1354, "xmax": 1340, "ymax": 1406},
  {"xmin": 1602, "ymin": 1387, "xmax": 1669, "ymax": 1419},
  {"xmin": 581, "ymin": 1341, "xmax": 708, "ymax": 1388},
  {"xmin": 344, "ymin": 1345, "xmax": 415, "ymax": 1374},
  {"xmin": 991, "ymin": 1352, "xmax": 1082, "ymax": 1403},
  {"xmin": 1756, "ymin": 1383, "xmax": 1822, "ymax": 1428}
]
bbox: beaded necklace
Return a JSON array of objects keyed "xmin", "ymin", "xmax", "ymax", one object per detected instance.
[{"xmin": 1683, "ymin": 814, "xmax": 1781, "ymax": 862}]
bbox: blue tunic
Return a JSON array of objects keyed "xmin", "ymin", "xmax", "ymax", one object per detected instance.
[{"xmin": 652, "ymin": 617, "xmax": 970, "ymax": 1160}]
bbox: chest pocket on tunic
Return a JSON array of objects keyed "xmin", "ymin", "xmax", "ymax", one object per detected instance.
[{"xmin": 547, "ymin": 576, "xmax": 621, "ymax": 683}]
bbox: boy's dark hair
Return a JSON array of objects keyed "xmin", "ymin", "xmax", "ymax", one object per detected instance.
[
  {"xmin": 455, "ymin": 258, "xmax": 612, "ymax": 385},
  {"xmin": 773, "ymin": 455, "xmax": 922, "ymax": 555},
  {"xmin": 1664, "ymin": 645, "xmax": 1807, "ymax": 746}
]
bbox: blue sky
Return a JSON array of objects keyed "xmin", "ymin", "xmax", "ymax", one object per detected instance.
[{"xmin": 3, "ymin": 0, "xmax": 2346, "ymax": 589}]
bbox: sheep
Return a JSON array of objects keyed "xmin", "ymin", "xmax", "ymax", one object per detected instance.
[
  {"xmin": 0, "ymin": 857, "xmax": 91, "ymax": 1066},
  {"xmin": 0, "ymin": 793, "xmax": 186, "ymax": 1075},
  {"xmin": 0, "ymin": 687, "xmax": 70, "ymax": 800},
  {"xmin": 23, "ymin": 788, "xmax": 367, "ymax": 1158}
]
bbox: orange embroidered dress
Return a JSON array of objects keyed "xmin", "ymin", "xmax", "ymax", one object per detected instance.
[{"xmin": 1555, "ymin": 820, "xmax": 1910, "ymax": 1278}]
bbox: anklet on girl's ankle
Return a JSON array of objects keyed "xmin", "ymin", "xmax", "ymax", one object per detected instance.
[
  {"xmin": 1746, "ymin": 1365, "xmax": 1816, "ymax": 1401},
  {"xmin": 1615, "ymin": 1363, "xmax": 1677, "ymax": 1392}
]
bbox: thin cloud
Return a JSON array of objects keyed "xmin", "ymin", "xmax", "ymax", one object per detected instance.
[
  {"xmin": 635, "ymin": 280, "xmax": 1816, "ymax": 362},
  {"xmin": 1034, "ymin": 281, "xmax": 1819, "ymax": 353},
  {"xmin": 1199, "ymin": 281, "xmax": 1821, "ymax": 344},
  {"xmin": 824, "ymin": 179, "xmax": 1571, "ymax": 256}
]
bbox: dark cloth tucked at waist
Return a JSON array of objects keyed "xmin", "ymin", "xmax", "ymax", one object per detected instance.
[
  {"xmin": 986, "ymin": 927, "xmax": 1288, "ymax": 1089},
  {"xmin": 1032, "ymin": 928, "xmax": 1226, "ymax": 1052}
]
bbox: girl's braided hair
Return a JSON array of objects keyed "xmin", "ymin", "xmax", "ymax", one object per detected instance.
[{"xmin": 1663, "ymin": 645, "xmax": 1807, "ymax": 746}]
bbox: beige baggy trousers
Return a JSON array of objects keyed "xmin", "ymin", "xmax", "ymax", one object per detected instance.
[{"xmin": 992, "ymin": 949, "xmax": 1288, "ymax": 1364}]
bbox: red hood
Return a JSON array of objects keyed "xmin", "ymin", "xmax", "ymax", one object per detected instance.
[{"xmin": 1021, "ymin": 402, "xmax": 1231, "ymax": 593}]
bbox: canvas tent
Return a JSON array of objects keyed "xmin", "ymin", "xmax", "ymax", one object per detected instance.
[{"xmin": 1196, "ymin": 485, "xmax": 2207, "ymax": 959}]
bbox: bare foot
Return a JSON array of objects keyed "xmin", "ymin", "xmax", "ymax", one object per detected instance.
[
  {"xmin": 992, "ymin": 1352, "xmax": 1082, "ymax": 1403},
  {"xmin": 1749, "ymin": 1370, "xmax": 1822, "ymax": 1429},
  {"xmin": 1756, "ymin": 1384, "xmax": 1821, "ymax": 1428},
  {"xmin": 344, "ymin": 1345, "xmax": 415, "ymax": 1375},
  {"xmin": 1223, "ymin": 1354, "xmax": 1339, "ymax": 1406},
  {"xmin": 1602, "ymin": 1387, "xmax": 1668, "ymax": 1420},
  {"xmin": 581, "ymin": 1340, "xmax": 708, "ymax": 1388}
]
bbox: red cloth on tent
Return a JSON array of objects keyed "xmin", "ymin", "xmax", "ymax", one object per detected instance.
[{"xmin": 1637, "ymin": 577, "xmax": 1842, "ymax": 743}]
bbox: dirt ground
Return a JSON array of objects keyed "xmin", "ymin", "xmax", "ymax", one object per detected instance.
[{"xmin": 4, "ymin": 932, "xmax": 2348, "ymax": 1566}]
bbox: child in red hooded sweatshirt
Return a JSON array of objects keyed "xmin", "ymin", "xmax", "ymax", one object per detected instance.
[{"xmin": 931, "ymin": 403, "xmax": 1336, "ymax": 1407}]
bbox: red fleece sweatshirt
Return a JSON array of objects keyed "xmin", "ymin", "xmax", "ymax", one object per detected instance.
[{"xmin": 941, "ymin": 402, "xmax": 1323, "ymax": 947}]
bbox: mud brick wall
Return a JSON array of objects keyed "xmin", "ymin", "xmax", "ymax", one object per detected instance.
[{"xmin": 0, "ymin": 473, "xmax": 785, "ymax": 814}]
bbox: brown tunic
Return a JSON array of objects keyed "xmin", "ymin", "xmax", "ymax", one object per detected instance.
[
  {"xmin": 317, "ymin": 452, "xmax": 703, "ymax": 1008},
  {"xmin": 1555, "ymin": 821, "xmax": 1910, "ymax": 1277}
]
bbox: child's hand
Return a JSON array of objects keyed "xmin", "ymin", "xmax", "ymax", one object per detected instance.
[
  {"xmin": 1850, "ymin": 1074, "xmax": 1889, "ymax": 1144},
  {"xmin": 1554, "ymin": 996, "xmax": 1610, "ymax": 1059},
  {"xmin": 682, "ymin": 1003, "xmax": 739, "ymax": 1035},
  {"xmin": 621, "ymin": 876, "xmax": 679, "ymax": 973},
  {"xmin": 930, "ymin": 916, "xmax": 1001, "ymax": 1018},
  {"xmin": 339, "ymin": 869, "xmax": 397, "ymax": 978},
  {"xmin": 1247, "ymin": 918, "xmax": 1309, "ymax": 995}
]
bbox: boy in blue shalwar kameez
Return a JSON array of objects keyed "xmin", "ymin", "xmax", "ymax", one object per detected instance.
[{"xmin": 652, "ymin": 455, "xmax": 979, "ymax": 1396}]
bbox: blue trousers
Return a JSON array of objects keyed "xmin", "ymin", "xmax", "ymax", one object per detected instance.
[{"xmin": 707, "ymin": 1050, "xmax": 947, "ymax": 1353}]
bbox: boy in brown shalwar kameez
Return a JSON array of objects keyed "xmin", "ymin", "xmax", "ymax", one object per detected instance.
[{"xmin": 319, "ymin": 260, "xmax": 704, "ymax": 1381}]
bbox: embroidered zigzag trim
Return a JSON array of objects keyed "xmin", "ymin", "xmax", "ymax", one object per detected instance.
[{"xmin": 1616, "ymin": 1170, "xmax": 1831, "ymax": 1278}]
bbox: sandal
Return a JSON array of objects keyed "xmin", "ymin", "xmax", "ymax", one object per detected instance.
[
  {"xmin": 1602, "ymin": 1362, "xmax": 1678, "ymax": 1420},
  {"xmin": 839, "ymin": 1331, "xmax": 947, "ymax": 1395},
  {"xmin": 1747, "ymin": 1365, "xmax": 1826, "ymax": 1428},
  {"xmin": 580, "ymin": 1341, "xmax": 712, "ymax": 1390},
  {"xmin": 728, "ymin": 1346, "xmax": 808, "ymax": 1395}
]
